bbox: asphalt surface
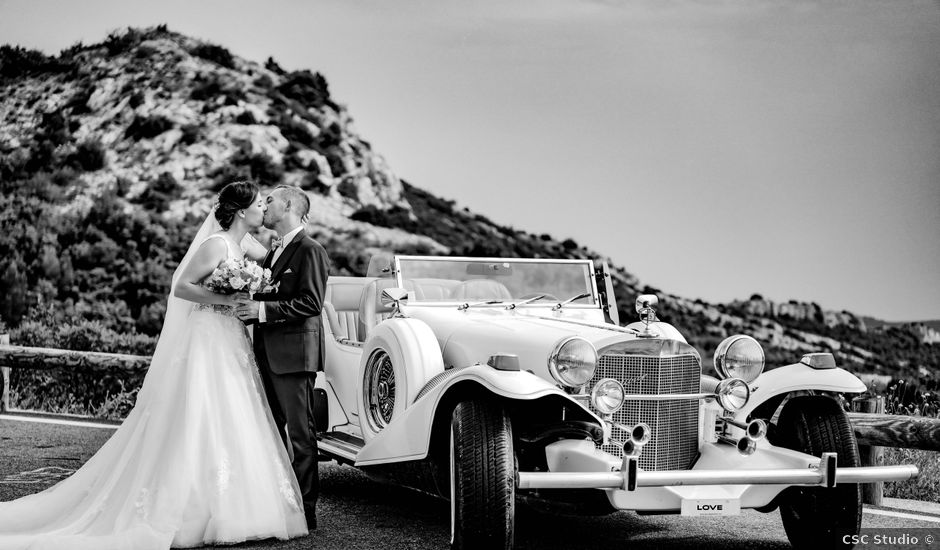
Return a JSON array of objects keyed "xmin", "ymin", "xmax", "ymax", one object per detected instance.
[{"xmin": 1, "ymin": 416, "xmax": 938, "ymax": 550}]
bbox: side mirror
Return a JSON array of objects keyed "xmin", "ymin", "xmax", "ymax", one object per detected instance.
[{"xmin": 380, "ymin": 287, "xmax": 409, "ymax": 309}]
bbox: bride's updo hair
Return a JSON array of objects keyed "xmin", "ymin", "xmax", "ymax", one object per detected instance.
[{"xmin": 214, "ymin": 181, "xmax": 259, "ymax": 230}]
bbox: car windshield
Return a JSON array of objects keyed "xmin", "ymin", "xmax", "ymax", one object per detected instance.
[{"xmin": 395, "ymin": 257, "xmax": 597, "ymax": 306}]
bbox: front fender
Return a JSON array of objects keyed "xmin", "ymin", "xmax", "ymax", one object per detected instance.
[
  {"xmin": 740, "ymin": 362, "xmax": 867, "ymax": 418},
  {"xmin": 355, "ymin": 364, "xmax": 602, "ymax": 466}
]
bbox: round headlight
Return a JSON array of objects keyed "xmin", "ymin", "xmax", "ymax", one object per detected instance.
[
  {"xmin": 591, "ymin": 378, "xmax": 625, "ymax": 415},
  {"xmin": 715, "ymin": 378, "xmax": 750, "ymax": 412},
  {"xmin": 548, "ymin": 337, "xmax": 597, "ymax": 388},
  {"xmin": 714, "ymin": 335, "xmax": 765, "ymax": 383}
]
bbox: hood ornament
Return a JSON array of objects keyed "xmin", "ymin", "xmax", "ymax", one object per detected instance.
[{"xmin": 635, "ymin": 294, "xmax": 659, "ymax": 339}]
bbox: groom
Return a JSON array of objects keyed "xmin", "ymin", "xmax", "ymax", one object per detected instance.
[{"xmin": 235, "ymin": 185, "xmax": 330, "ymax": 530}]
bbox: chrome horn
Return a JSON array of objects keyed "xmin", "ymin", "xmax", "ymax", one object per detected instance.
[
  {"xmin": 720, "ymin": 417, "xmax": 768, "ymax": 441},
  {"xmin": 717, "ymin": 417, "xmax": 766, "ymax": 455},
  {"xmin": 617, "ymin": 422, "xmax": 651, "ymax": 457},
  {"xmin": 718, "ymin": 434, "xmax": 757, "ymax": 456}
]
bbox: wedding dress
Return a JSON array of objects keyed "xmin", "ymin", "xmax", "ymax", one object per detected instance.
[{"xmin": 0, "ymin": 217, "xmax": 307, "ymax": 550}]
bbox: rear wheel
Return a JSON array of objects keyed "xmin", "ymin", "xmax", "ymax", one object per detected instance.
[
  {"xmin": 450, "ymin": 400, "xmax": 515, "ymax": 550},
  {"xmin": 357, "ymin": 319, "xmax": 443, "ymax": 441},
  {"xmin": 772, "ymin": 395, "xmax": 862, "ymax": 548}
]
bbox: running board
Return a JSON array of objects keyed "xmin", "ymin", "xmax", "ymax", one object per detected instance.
[{"xmin": 318, "ymin": 432, "xmax": 364, "ymax": 462}]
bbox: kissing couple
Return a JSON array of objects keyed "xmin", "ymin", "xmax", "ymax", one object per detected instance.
[{"xmin": 0, "ymin": 181, "xmax": 330, "ymax": 550}]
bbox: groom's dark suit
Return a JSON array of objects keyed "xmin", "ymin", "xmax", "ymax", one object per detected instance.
[{"xmin": 252, "ymin": 229, "xmax": 330, "ymax": 523}]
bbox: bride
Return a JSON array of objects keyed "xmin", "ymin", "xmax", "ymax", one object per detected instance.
[{"xmin": 0, "ymin": 181, "xmax": 308, "ymax": 549}]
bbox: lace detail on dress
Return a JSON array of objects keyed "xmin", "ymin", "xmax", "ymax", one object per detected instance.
[
  {"xmin": 275, "ymin": 455, "xmax": 303, "ymax": 512},
  {"xmin": 134, "ymin": 487, "xmax": 151, "ymax": 521},
  {"xmin": 216, "ymin": 452, "xmax": 231, "ymax": 496},
  {"xmin": 193, "ymin": 303, "xmax": 238, "ymax": 317}
]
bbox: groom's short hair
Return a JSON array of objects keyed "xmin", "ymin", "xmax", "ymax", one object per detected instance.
[{"xmin": 275, "ymin": 185, "xmax": 310, "ymax": 219}]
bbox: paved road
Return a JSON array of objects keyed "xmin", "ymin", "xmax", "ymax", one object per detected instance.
[{"xmin": 1, "ymin": 417, "xmax": 938, "ymax": 550}]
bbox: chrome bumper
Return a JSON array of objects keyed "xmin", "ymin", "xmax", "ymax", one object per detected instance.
[{"xmin": 517, "ymin": 452, "xmax": 919, "ymax": 491}]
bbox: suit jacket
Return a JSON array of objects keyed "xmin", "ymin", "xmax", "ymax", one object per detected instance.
[{"xmin": 253, "ymin": 231, "xmax": 331, "ymax": 375}]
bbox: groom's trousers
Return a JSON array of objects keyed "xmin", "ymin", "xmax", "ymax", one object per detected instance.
[{"xmin": 255, "ymin": 338, "xmax": 319, "ymax": 515}]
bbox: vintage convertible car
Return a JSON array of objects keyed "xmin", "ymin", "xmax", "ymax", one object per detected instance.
[{"xmin": 312, "ymin": 255, "xmax": 918, "ymax": 549}]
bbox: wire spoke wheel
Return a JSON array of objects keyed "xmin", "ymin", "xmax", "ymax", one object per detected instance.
[{"xmin": 364, "ymin": 350, "xmax": 397, "ymax": 432}]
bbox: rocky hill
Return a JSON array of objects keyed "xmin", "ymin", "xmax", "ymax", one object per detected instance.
[{"xmin": 0, "ymin": 26, "xmax": 936, "ymax": 392}]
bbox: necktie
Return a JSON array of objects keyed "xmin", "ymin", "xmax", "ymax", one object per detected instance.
[{"xmin": 270, "ymin": 236, "xmax": 284, "ymax": 250}]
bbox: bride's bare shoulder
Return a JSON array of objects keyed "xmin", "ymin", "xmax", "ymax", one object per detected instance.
[{"xmin": 194, "ymin": 234, "xmax": 228, "ymax": 257}]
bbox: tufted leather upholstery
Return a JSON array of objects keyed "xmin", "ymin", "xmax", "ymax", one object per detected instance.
[
  {"xmin": 449, "ymin": 279, "xmax": 513, "ymax": 301},
  {"xmin": 408, "ymin": 278, "xmax": 460, "ymax": 301},
  {"xmin": 324, "ymin": 276, "xmax": 375, "ymax": 342}
]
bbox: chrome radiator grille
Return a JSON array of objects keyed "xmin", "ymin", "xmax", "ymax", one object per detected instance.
[{"xmin": 592, "ymin": 352, "xmax": 701, "ymax": 471}]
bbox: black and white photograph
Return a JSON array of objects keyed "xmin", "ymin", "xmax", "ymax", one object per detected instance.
[{"xmin": 0, "ymin": 1, "xmax": 937, "ymax": 549}]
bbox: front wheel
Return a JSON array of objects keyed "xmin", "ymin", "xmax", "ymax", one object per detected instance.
[
  {"xmin": 450, "ymin": 400, "xmax": 515, "ymax": 550},
  {"xmin": 772, "ymin": 395, "xmax": 862, "ymax": 549}
]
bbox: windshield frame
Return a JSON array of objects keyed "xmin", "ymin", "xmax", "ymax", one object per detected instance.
[{"xmin": 392, "ymin": 255, "xmax": 601, "ymax": 308}]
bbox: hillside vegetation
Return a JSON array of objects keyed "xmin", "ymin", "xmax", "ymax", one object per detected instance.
[{"xmin": 0, "ymin": 26, "xmax": 935, "ymax": 415}]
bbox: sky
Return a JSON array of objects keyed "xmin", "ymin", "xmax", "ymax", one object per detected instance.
[{"xmin": 1, "ymin": 0, "xmax": 938, "ymax": 321}]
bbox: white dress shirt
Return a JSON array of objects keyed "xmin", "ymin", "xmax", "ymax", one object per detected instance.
[{"xmin": 259, "ymin": 225, "xmax": 305, "ymax": 323}]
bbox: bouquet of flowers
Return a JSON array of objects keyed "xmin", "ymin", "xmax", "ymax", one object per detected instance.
[{"xmin": 203, "ymin": 258, "xmax": 272, "ymax": 295}]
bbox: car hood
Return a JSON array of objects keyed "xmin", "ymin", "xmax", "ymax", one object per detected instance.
[{"xmin": 403, "ymin": 307, "xmax": 634, "ymax": 378}]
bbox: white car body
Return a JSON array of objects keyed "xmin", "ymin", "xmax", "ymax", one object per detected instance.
[{"xmin": 310, "ymin": 255, "xmax": 917, "ymax": 549}]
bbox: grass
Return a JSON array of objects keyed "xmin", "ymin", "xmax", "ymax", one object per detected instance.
[
  {"xmin": 883, "ymin": 447, "xmax": 940, "ymax": 502},
  {"xmin": 877, "ymin": 379, "xmax": 940, "ymax": 503},
  {"xmin": 8, "ymin": 380, "xmax": 138, "ymax": 421}
]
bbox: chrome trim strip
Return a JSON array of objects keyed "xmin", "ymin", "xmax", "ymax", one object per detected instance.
[
  {"xmin": 529, "ymin": 315, "xmax": 639, "ymax": 334},
  {"xmin": 620, "ymin": 392, "xmax": 713, "ymax": 401},
  {"xmin": 516, "ymin": 464, "xmax": 919, "ymax": 490}
]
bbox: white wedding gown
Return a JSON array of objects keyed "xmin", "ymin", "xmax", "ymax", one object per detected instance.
[{"xmin": 0, "ymin": 232, "xmax": 307, "ymax": 550}]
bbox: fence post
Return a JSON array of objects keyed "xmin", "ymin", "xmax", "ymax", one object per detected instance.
[
  {"xmin": 852, "ymin": 395, "xmax": 885, "ymax": 506},
  {"xmin": 1, "ymin": 334, "xmax": 9, "ymax": 413}
]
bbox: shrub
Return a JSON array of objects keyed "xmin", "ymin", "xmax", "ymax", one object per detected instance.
[
  {"xmin": 104, "ymin": 28, "xmax": 144, "ymax": 57},
  {"xmin": 65, "ymin": 86, "xmax": 94, "ymax": 114},
  {"xmin": 190, "ymin": 74, "xmax": 246, "ymax": 104},
  {"xmin": 316, "ymin": 122, "xmax": 342, "ymax": 149},
  {"xmin": 0, "ymin": 45, "xmax": 75, "ymax": 80},
  {"xmin": 212, "ymin": 150, "xmax": 283, "ymax": 189},
  {"xmin": 68, "ymin": 139, "xmax": 107, "ymax": 171},
  {"xmin": 272, "ymin": 112, "xmax": 316, "ymax": 147},
  {"xmin": 190, "ymin": 43, "xmax": 236, "ymax": 70},
  {"xmin": 180, "ymin": 124, "xmax": 200, "ymax": 145},
  {"xmin": 265, "ymin": 57, "xmax": 285, "ymax": 75},
  {"xmin": 350, "ymin": 205, "xmax": 417, "ymax": 232},
  {"xmin": 125, "ymin": 114, "xmax": 173, "ymax": 140},
  {"xmin": 299, "ymin": 171, "xmax": 331, "ymax": 195},
  {"xmin": 234, "ymin": 109, "xmax": 257, "ymax": 125},
  {"xmin": 128, "ymin": 91, "xmax": 145, "ymax": 108},
  {"xmin": 276, "ymin": 70, "xmax": 331, "ymax": 108},
  {"xmin": 326, "ymin": 151, "xmax": 346, "ymax": 178},
  {"xmin": 136, "ymin": 171, "xmax": 182, "ymax": 211}
]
